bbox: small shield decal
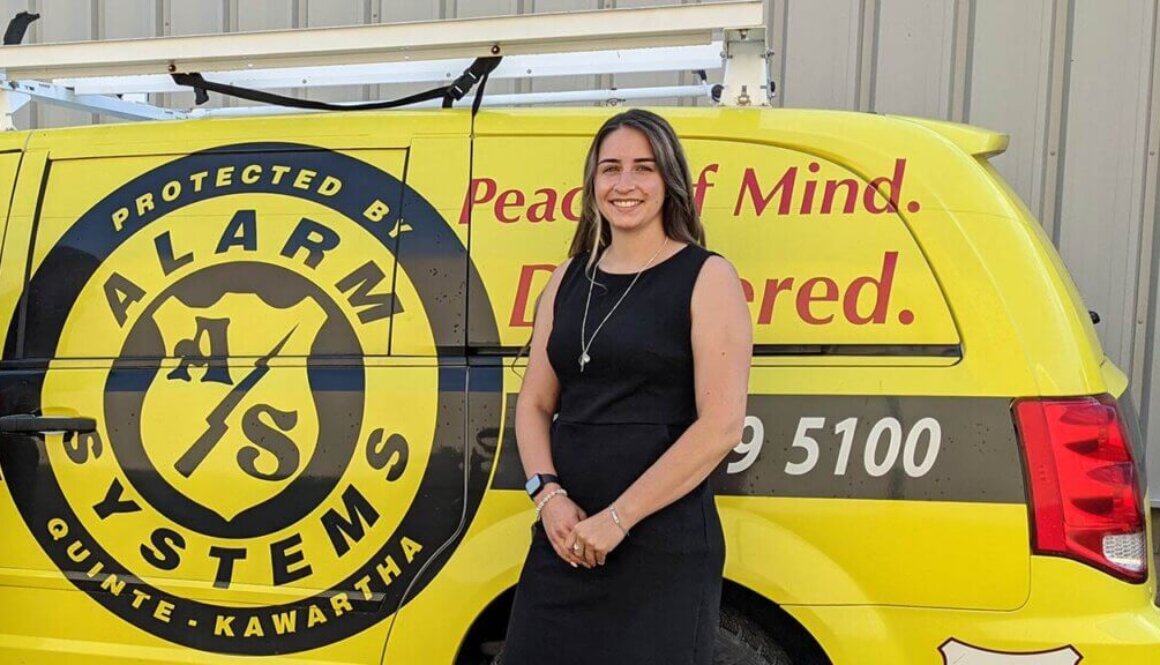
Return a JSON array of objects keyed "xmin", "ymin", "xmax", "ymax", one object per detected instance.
[
  {"xmin": 939, "ymin": 639, "xmax": 1082, "ymax": 665},
  {"xmin": 143, "ymin": 293, "xmax": 327, "ymax": 521}
]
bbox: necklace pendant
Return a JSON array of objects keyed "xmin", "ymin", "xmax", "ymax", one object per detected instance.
[{"xmin": 579, "ymin": 351, "xmax": 591, "ymax": 371}]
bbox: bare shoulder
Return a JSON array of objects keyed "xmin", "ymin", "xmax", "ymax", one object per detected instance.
[
  {"xmin": 692, "ymin": 254, "xmax": 751, "ymax": 333},
  {"xmin": 536, "ymin": 255, "xmax": 578, "ymax": 316},
  {"xmin": 553, "ymin": 255, "xmax": 576, "ymax": 278},
  {"xmin": 545, "ymin": 255, "xmax": 576, "ymax": 293},
  {"xmin": 693, "ymin": 254, "xmax": 743, "ymax": 296}
]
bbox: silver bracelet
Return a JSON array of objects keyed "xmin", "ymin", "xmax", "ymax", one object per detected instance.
[
  {"xmin": 534, "ymin": 488, "xmax": 568, "ymax": 520},
  {"xmin": 609, "ymin": 504, "xmax": 629, "ymax": 537}
]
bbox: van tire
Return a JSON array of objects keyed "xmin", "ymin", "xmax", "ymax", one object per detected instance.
[
  {"xmin": 487, "ymin": 607, "xmax": 794, "ymax": 665},
  {"xmin": 715, "ymin": 605, "xmax": 793, "ymax": 665}
]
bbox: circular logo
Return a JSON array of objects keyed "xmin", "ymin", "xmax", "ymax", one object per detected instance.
[{"xmin": 1, "ymin": 143, "xmax": 499, "ymax": 654}]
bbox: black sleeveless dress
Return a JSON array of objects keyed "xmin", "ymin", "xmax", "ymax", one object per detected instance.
[{"xmin": 502, "ymin": 243, "xmax": 726, "ymax": 665}]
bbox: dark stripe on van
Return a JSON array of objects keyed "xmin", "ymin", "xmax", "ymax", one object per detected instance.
[
  {"xmin": 751, "ymin": 344, "xmax": 962, "ymax": 358},
  {"xmin": 469, "ymin": 344, "xmax": 963, "ymax": 358},
  {"xmin": 490, "ymin": 394, "xmax": 1025, "ymax": 504}
]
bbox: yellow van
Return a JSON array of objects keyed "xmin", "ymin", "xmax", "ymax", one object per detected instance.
[{"xmin": 0, "ymin": 107, "xmax": 1156, "ymax": 664}]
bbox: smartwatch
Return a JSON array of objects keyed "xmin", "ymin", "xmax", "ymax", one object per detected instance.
[{"xmin": 524, "ymin": 473, "xmax": 560, "ymax": 500}]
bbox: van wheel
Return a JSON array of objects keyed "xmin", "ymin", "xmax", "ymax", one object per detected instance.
[
  {"xmin": 486, "ymin": 607, "xmax": 793, "ymax": 665},
  {"xmin": 715, "ymin": 605, "xmax": 793, "ymax": 665}
]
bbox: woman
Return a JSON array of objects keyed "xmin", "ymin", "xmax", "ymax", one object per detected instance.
[{"xmin": 502, "ymin": 109, "xmax": 753, "ymax": 664}]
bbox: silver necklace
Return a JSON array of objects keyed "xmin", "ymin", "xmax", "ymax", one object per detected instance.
[{"xmin": 579, "ymin": 238, "xmax": 668, "ymax": 373}]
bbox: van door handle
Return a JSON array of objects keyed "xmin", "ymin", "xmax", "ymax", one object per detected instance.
[{"xmin": 0, "ymin": 414, "xmax": 97, "ymax": 434}]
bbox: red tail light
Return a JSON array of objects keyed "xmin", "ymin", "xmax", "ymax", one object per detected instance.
[{"xmin": 1013, "ymin": 395, "xmax": 1148, "ymax": 583}]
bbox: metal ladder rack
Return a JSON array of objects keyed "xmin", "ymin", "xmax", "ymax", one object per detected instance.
[{"xmin": 0, "ymin": 1, "xmax": 771, "ymax": 131}]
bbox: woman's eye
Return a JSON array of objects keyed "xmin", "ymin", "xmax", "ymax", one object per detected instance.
[
  {"xmin": 635, "ymin": 165, "xmax": 653, "ymax": 173},
  {"xmin": 602, "ymin": 166, "xmax": 620, "ymax": 175}
]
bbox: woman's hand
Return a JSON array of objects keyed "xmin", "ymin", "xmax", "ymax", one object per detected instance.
[
  {"xmin": 539, "ymin": 494, "xmax": 587, "ymax": 567},
  {"xmin": 566, "ymin": 509, "xmax": 627, "ymax": 568}
]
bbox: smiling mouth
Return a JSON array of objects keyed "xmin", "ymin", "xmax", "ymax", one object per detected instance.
[{"xmin": 611, "ymin": 200, "xmax": 643, "ymax": 209}]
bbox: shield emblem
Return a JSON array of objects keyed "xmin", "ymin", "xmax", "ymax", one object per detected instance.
[
  {"xmin": 140, "ymin": 293, "xmax": 328, "ymax": 521},
  {"xmin": 939, "ymin": 639, "xmax": 1082, "ymax": 665}
]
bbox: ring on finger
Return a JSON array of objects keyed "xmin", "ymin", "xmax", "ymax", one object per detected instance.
[{"xmin": 572, "ymin": 543, "xmax": 581, "ymax": 553}]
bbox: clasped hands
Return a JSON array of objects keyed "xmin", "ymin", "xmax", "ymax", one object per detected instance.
[{"xmin": 539, "ymin": 494, "xmax": 626, "ymax": 568}]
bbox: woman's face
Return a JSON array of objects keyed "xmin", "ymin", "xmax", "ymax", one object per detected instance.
[{"xmin": 594, "ymin": 126, "xmax": 666, "ymax": 234}]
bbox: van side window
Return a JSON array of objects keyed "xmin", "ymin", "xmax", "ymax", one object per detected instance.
[
  {"xmin": 21, "ymin": 150, "xmax": 408, "ymax": 361},
  {"xmin": 466, "ymin": 135, "xmax": 960, "ymax": 361}
]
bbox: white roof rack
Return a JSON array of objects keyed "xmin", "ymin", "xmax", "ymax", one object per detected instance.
[{"xmin": 0, "ymin": 1, "xmax": 770, "ymax": 130}]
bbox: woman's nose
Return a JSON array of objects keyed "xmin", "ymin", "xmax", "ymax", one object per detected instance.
[{"xmin": 614, "ymin": 171, "xmax": 637, "ymax": 190}]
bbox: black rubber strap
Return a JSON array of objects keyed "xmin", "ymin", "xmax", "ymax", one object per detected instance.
[
  {"xmin": 172, "ymin": 72, "xmax": 447, "ymax": 110},
  {"xmin": 171, "ymin": 56, "xmax": 502, "ymax": 112},
  {"xmin": 442, "ymin": 56, "xmax": 501, "ymax": 110},
  {"xmin": 3, "ymin": 11, "xmax": 39, "ymax": 45},
  {"xmin": 470, "ymin": 65, "xmax": 492, "ymax": 116}
]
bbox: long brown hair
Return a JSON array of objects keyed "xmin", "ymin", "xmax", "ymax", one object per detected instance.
[{"xmin": 569, "ymin": 109, "xmax": 705, "ymax": 272}]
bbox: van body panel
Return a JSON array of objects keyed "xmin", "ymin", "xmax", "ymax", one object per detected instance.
[
  {"xmin": 787, "ymin": 558, "xmax": 1159, "ymax": 665},
  {"xmin": 925, "ymin": 208, "xmax": 1107, "ymax": 395},
  {"xmin": 0, "ymin": 123, "xmax": 481, "ymax": 662},
  {"xmin": 478, "ymin": 372, "xmax": 1032, "ymax": 611},
  {"xmin": 381, "ymin": 489, "xmax": 529, "ymax": 665},
  {"xmin": 978, "ymin": 159, "xmax": 1109, "ymax": 368},
  {"xmin": 27, "ymin": 111, "xmax": 470, "ymax": 159},
  {"xmin": 390, "ymin": 135, "xmax": 475, "ymax": 355},
  {"xmin": 0, "ymin": 151, "xmax": 22, "ymax": 227},
  {"xmin": 1104, "ymin": 360, "xmax": 1131, "ymax": 397},
  {"xmin": 0, "ymin": 587, "xmax": 381, "ymax": 665},
  {"xmin": 0, "ymin": 150, "xmax": 43, "ymax": 357},
  {"xmin": 895, "ymin": 115, "xmax": 1010, "ymax": 157},
  {"xmin": 383, "ymin": 404, "xmax": 1031, "ymax": 662},
  {"xmin": 0, "ymin": 131, "xmax": 28, "ymax": 154},
  {"xmin": 717, "ymin": 500, "xmax": 1030, "ymax": 609},
  {"xmin": 0, "ymin": 108, "xmax": 1154, "ymax": 663}
]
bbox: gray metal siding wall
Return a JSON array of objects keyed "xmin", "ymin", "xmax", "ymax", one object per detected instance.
[{"xmin": 5, "ymin": 0, "xmax": 1160, "ymax": 502}]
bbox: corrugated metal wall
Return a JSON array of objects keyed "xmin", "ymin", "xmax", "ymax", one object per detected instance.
[{"xmin": 5, "ymin": 0, "xmax": 1160, "ymax": 502}]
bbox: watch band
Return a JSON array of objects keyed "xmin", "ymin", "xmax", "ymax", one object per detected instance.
[{"xmin": 526, "ymin": 473, "xmax": 560, "ymax": 499}]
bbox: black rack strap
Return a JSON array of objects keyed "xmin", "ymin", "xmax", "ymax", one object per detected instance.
[
  {"xmin": 471, "ymin": 64, "xmax": 492, "ymax": 116},
  {"xmin": 3, "ymin": 11, "xmax": 40, "ymax": 45},
  {"xmin": 171, "ymin": 56, "xmax": 502, "ymax": 112},
  {"xmin": 441, "ymin": 56, "xmax": 500, "ymax": 109}
]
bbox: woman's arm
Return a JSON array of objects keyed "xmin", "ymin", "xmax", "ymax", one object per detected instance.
[
  {"xmin": 515, "ymin": 256, "xmax": 588, "ymax": 567},
  {"xmin": 567, "ymin": 255, "xmax": 752, "ymax": 566}
]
